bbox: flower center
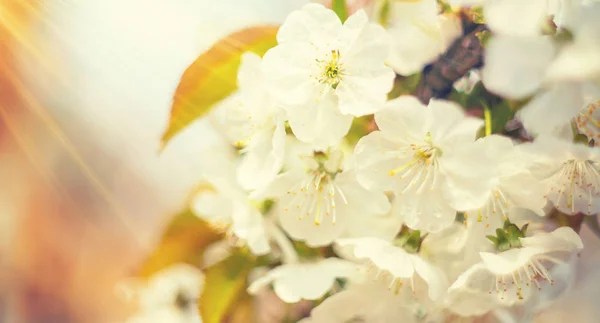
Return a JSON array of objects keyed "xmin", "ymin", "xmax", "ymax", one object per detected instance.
[
  {"xmin": 489, "ymin": 257, "xmax": 555, "ymax": 300},
  {"xmin": 387, "ymin": 133, "xmax": 442, "ymax": 195},
  {"xmin": 317, "ymin": 49, "xmax": 344, "ymax": 89},
  {"xmin": 362, "ymin": 261, "xmax": 416, "ymax": 295},
  {"xmin": 284, "ymin": 170, "xmax": 348, "ymax": 226},
  {"xmin": 463, "ymin": 189, "xmax": 510, "ymax": 227},
  {"xmin": 547, "ymin": 159, "xmax": 600, "ymax": 215}
]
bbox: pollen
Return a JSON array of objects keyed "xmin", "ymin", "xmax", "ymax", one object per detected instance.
[
  {"xmin": 489, "ymin": 257, "xmax": 556, "ymax": 300},
  {"xmin": 547, "ymin": 159, "xmax": 600, "ymax": 215},
  {"xmin": 387, "ymin": 133, "xmax": 442, "ymax": 195},
  {"xmin": 315, "ymin": 49, "xmax": 344, "ymax": 88}
]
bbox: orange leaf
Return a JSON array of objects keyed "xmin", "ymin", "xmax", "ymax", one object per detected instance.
[
  {"xmin": 138, "ymin": 209, "xmax": 221, "ymax": 277},
  {"xmin": 161, "ymin": 25, "xmax": 279, "ymax": 149}
]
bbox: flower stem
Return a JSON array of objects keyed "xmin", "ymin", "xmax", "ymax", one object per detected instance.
[{"xmin": 484, "ymin": 104, "xmax": 492, "ymax": 136}]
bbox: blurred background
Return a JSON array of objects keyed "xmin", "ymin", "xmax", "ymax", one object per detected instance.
[{"xmin": 0, "ymin": 0, "xmax": 308, "ymax": 321}]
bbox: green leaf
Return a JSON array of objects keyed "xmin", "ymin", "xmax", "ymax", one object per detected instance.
[
  {"xmin": 520, "ymin": 223, "xmax": 529, "ymax": 237},
  {"xmin": 160, "ymin": 26, "xmax": 279, "ymax": 149},
  {"xmin": 332, "ymin": 0, "xmax": 349, "ymax": 22},
  {"xmin": 138, "ymin": 209, "xmax": 221, "ymax": 278},
  {"xmin": 200, "ymin": 252, "xmax": 256, "ymax": 323},
  {"xmin": 486, "ymin": 235, "xmax": 498, "ymax": 245},
  {"xmin": 470, "ymin": 7, "xmax": 485, "ymax": 24},
  {"xmin": 475, "ymin": 30, "xmax": 491, "ymax": 47},
  {"xmin": 378, "ymin": 0, "xmax": 391, "ymax": 26},
  {"xmin": 388, "ymin": 73, "xmax": 421, "ymax": 100}
]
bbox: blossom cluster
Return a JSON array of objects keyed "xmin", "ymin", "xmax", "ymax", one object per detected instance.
[{"xmin": 121, "ymin": 0, "xmax": 600, "ymax": 322}]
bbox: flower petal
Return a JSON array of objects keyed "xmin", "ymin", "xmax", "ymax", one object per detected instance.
[
  {"xmin": 287, "ymin": 93, "xmax": 353, "ymax": 148},
  {"xmin": 482, "ymin": 35, "xmax": 555, "ymax": 99},
  {"xmin": 277, "ymin": 3, "xmax": 343, "ymax": 44}
]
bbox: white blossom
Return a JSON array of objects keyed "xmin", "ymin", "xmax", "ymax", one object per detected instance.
[
  {"xmin": 261, "ymin": 3, "xmax": 395, "ymax": 147},
  {"xmin": 354, "ymin": 96, "xmax": 492, "ymax": 232},
  {"xmin": 211, "ymin": 52, "xmax": 286, "ymax": 190},
  {"xmin": 384, "ymin": 0, "xmax": 462, "ymax": 76},
  {"xmin": 254, "ymin": 148, "xmax": 391, "ymax": 247},
  {"xmin": 482, "ymin": 1, "xmax": 600, "ymax": 136},
  {"xmin": 297, "ymin": 281, "xmax": 427, "ymax": 323},
  {"xmin": 522, "ymin": 135, "xmax": 600, "ymax": 215},
  {"xmin": 190, "ymin": 146, "xmax": 271, "ymax": 255},
  {"xmin": 463, "ymin": 135, "xmax": 547, "ymax": 230},
  {"xmin": 247, "ymin": 257, "xmax": 358, "ymax": 303},
  {"xmin": 337, "ymin": 237, "xmax": 449, "ymax": 301},
  {"xmin": 446, "ymin": 227, "xmax": 583, "ymax": 315},
  {"xmin": 119, "ymin": 264, "xmax": 204, "ymax": 323}
]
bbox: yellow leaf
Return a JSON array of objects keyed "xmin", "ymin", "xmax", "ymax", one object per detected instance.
[
  {"xmin": 199, "ymin": 253, "xmax": 256, "ymax": 323},
  {"xmin": 227, "ymin": 292, "xmax": 255, "ymax": 323},
  {"xmin": 160, "ymin": 26, "xmax": 279, "ymax": 149},
  {"xmin": 138, "ymin": 209, "xmax": 222, "ymax": 277}
]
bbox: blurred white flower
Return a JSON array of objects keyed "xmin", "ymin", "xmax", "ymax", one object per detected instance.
[
  {"xmin": 298, "ymin": 280, "xmax": 427, "ymax": 323},
  {"xmin": 522, "ymin": 135, "xmax": 600, "ymax": 215},
  {"xmin": 447, "ymin": 227, "xmax": 583, "ymax": 314},
  {"xmin": 120, "ymin": 264, "xmax": 205, "ymax": 323},
  {"xmin": 262, "ymin": 3, "xmax": 395, "ymax": 147},
  {"xmin": 354, "ymin": 96, "xmax": 491, "ymax": 232},
  {"xmin": 190, "ymin": 146, "xmax": 271, "ymax": 255},
  {"xmin": 337, "ymin": 237, "xmax": 449, "ymax": 301},
  {"xmin": 463, "ymin": 135, "xmax": 547, "ymax": 230},
  {"xmin": 484, "ymin": 0, "xmax": 552, "ymax": 37},
  {"xmin": 385, "ymin": 0, "xmax": 462, "ymax": 75},
  {"xmin": 247, "ymin": 257, "xmax": 358, "ymax": 303},
  {"xmin": 254, "ymin": 148, "xmax": 391, "ymax": 247},
  {"xmin": 483, "ymin": 2, "xmax": 600, "ymax": 136},
  {"xmin": 211, "ymin": 52, "xmax": 286, "ymax": 191}
]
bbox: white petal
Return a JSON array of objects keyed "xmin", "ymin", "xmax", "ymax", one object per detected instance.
[
  {"xmin": 335, "ymin": 170, "xmax": 391, "ymax": 215},
  {"xmin": 335, "ymin": 70, "xmax": 395, "ymax": 116},
  {"xmin": 519, "ymin": 82, "xmax": 585, "ymax": 136},
  {"xmin": 336, "ymin": 238, "xmax": 415, "ymax": 278},
  {"xmin": 482, "ymin": 35, "xmax": 555, "ymax": 99},
  {"xmin": 237, "ymin": 123, "xmax": 285, "ymax": 191},
  {"xmin": 237, "ymin": 52, "xmax": 263, "ymax": 90},
  {"xmin": 520, "ymin": 226, "xmax": 584, "ymax": 251},
  {"xmin": 286, "ymin": 93, "xmax": 353, "ymax": 148},
  {"xmin": 428, "ymin": 99, "xmax": 482, "ymax": 145},
  {"xmin": 277, "ymin": 3, "xmax": 342, "ymax": 44},
  {"xmin": 190, "ymin": 190, "xmax": 233, "ymax": 225},
  {"xmin": 231, "ymin": 203, "xmax": 271, "ymax": 256},
  {"xmin": 393, "ymin": 189, "xmax": 457, "ymax": 233},
  {"xmin": 300, "ymin": 282, "xmax": 414, "ymax": 323},
  {"xmin": 341, "ymin": 10, "xmax": 391, "ymax": 65},
  {"xmin": 262, "ymin": 42, "xmax": 320, "ymax": 106},
  {"xmin": 354, "ymin": 131, "xmax": 409, "ymax": 192},
  {"xmin": 480, "ymin": 249, "xmax": 545, "ymax": 276},
  {"xmin": 410, "ymin": 254, "xmax": 449, "ymax": 301},
  {"xmin": 248, "ymin": 258, "xmax": 355, "ymax": 303},
  {"xmin": 374, "ymin": 95, "xmax": 429, "ymax": 139},
  {"xmin": 333, "ymin": 13, "xmax": 395, "ymax": 116},
  {"xmin": 484, "ymin": 0, "xmax": 549, "ymax": 36},
  {"xmin": 446, "ymin": 264, "xmax": 503, "ymax": 316},
  {"xmin": 545, "ymin": 42, "xmax": 600, "ymax": 82},
  {"xmin": 440, "ymin": 144, "xmax": 496, "ymax": 211},
  {"xmin": 499, "ymin": 171, "xmax": 547, "ymax": 216},
  {"xmin": 387, "ymin": 16, "xmax": 461, "ymax": 76}
]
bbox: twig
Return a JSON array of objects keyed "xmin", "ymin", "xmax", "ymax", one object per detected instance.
[{"xmin": 415, "ymin": 24, "xmax": 487, "ymax": 104}]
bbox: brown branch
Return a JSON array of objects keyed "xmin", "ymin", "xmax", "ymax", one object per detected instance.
[{"xmin": 415, "ymin": 24, "xmax": 487, "ymax": 104}]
